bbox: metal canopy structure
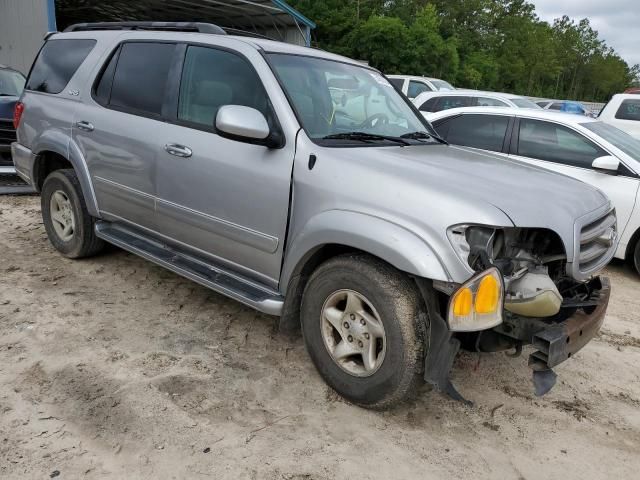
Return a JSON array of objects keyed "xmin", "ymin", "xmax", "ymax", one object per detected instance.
[{"xmin": 54, "ymin": 0, "xmax": 316, "ymax": 46}]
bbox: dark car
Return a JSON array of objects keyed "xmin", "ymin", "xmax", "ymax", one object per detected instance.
[{"xmin": 0, "ymin": 64, "xmax": 26, "ymax": 168}]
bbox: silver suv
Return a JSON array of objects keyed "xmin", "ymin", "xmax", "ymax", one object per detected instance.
[{"xmin": 12, "ymin": 22, "xmax": 616, "ymax": 408}]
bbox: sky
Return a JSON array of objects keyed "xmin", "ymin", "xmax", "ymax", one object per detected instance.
[{"xmin": 533, "ymin": 0, "xmax": 640, "ymax": 67}]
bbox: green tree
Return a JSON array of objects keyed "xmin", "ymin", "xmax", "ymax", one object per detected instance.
[{"xmin": 287, "ymin": 0, "xmax": 639, "ymax": 101}]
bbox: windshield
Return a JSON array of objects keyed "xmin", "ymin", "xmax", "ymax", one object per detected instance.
[
  {"xmin": 267, "ymin": 54, "xmax": 436, "ymax": 144},
  {"xmin": 0, "ymin": 69, "xmax": 25, "ymax": 96},
  {"xmin": 583, "ymin": 121, "xmax": 640, "ymax": 161},
  {"xmin": 431, "ymin": 79, "xmax": 455, "ymax": 91},
  {"xmin": 509, "ymin": 97, "xmax": 542, "ymax": 109}
]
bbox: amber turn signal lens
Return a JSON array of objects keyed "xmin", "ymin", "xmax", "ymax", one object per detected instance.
[
  {"xmin": 453, "ymin": 287, "xmax": 473, "ymax": 316},
  {"xmin": 475, "ymin": 274, "xmax": 499, "ymax": 314}
]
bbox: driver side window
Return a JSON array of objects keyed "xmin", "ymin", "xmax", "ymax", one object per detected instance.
[{"xmin": 178, "ymin": 46, "xmax": 270, "ymax": 129}]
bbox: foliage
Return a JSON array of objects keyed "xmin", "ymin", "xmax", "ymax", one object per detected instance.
[{"xmin": 288, "ymin": 0, "xmax": 639, "ymax": 102}]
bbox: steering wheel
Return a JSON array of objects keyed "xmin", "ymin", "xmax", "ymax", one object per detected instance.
[{"xmin": 357, "ymin": 113, "xmax": 390, "ymax": 129}]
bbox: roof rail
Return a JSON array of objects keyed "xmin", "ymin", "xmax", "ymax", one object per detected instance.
[
  {"xmin": 221, "ymin": 28, "xmax": 272, "ymax": 41},
  {"xmin": 63, "ymin": 22, "xmax": 226, "ymax": 35}
]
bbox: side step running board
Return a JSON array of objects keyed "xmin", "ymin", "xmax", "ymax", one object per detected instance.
[{"xmin": 95, "ymin": 221, "xmax": 284, "ymax": 316}]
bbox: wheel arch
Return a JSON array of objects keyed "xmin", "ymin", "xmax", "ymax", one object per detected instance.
[
  {"xmin": 625, "ymin": 224, "xmax": 640, "ymax": 264},
  {"xmin": 278, "ymin": 210, "xmax": 451, "ymax": 332},
  {"xmin": 33, "ymin": 137, "xmax": 99, "ymax": 217}
]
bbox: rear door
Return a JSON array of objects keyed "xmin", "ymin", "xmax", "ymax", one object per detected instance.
[
  {"xmin": 508, "ymin": 117, "xmax": 639, "ymax": 236},
  {"xmin": 73, "ymin": 41, "xmax": 179, "ymax": 230},
  {"xmin": 154, "ymin": 44, "xmax": 295, "ymax": 286}
]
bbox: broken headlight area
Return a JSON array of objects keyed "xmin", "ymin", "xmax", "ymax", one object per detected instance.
[
  {"xmin": 444, "ymin": 225, "xmax": 610, "ymax": 397},
  {"xmin": 448, "ymin": 225, "xmax": 572, "ymax": 320}
]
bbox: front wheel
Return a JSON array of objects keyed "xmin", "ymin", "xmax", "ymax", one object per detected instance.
[
  {"xmin": 41, "ymin": 169, "xmax": 105, "ymax": 258},
  {"xmin": 634, "ymin": 239, "xmax": 640, "ymax": 276},
  {"xmin": 301, "ymin": 254, "xmax": 427, "ymax": 409}
]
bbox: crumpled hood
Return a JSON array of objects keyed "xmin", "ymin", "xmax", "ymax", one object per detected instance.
[{"xmin": 362, "ymin": 143, "xmax": 609, "ymax": 226}]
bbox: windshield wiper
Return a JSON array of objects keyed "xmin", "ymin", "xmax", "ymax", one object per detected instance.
[
  {"xmin": 322, "ymin": 131, "xmax": 411, "ymax": 146},
  {"xmin": 400, "ymin": 131, "xmax": 448, "ymax": 145}
]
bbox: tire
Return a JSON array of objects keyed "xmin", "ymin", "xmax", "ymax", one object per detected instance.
[
  {"xmin": 41, "ymin": 169, "xmax": 105, "ymax": 258},
  {"xmin": 301, "ymin": 253, "xmax": 427, "ymax": 409},
  {"xmin": 634, "ymin": 239, "xmax": 640, "ymax": 276}
]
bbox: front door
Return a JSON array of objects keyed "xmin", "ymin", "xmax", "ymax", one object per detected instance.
[{"xmin": 155, "ymin": 45, "xmax": 295, "ymax": 287}]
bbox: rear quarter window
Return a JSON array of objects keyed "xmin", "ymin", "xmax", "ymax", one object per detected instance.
[
  {"xmin": 26, "ymin": 39, "xmax": 96, "ymax": 94},
  {"xmin": 615, "ymin": 99, "xmax": 640, "ymax": 121}
]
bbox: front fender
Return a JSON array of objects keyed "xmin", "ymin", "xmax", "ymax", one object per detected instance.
[
  {"xmin": 281, "ymin": 210, "xmax": 452, "ymax": 291},
  {"xmin": 33, "ymin": 131, "xmax": 100, "ymax": 218}
]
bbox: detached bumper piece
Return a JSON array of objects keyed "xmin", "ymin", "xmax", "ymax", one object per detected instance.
[
  {"xmin": 528, "ymin": 276, "xmax": 610, "ymax": 395},
  {"xmin": 529, "ymin": 276, "xmax": 610, "ymax": 369}
]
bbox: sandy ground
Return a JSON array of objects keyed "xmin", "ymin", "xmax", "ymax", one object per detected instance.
[{"xmin": 0, "ymin": 194, "xmax": 639, "ymax": 479}]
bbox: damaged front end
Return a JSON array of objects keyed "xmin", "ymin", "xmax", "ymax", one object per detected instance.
[{"xmin": 420, "ymin": 222, "xmax": 615, "ymax": 402}]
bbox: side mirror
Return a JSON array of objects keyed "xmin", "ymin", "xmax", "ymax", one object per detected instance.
[
  {"xmin": 216, "ymin": 105, "xmax": 274, "ymax": 146},
  {"xmin": 592, "ymin": 155, "xmax": 620, "ymax": 174}
]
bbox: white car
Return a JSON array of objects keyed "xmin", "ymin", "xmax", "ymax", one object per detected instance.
[
  {"xmin": 426, "ymin": 107, "xmax": 640, "ymax": 273},
  {"xmin": 413, "ymin": 90, "xmax": 541, "ymax": 114},
  {"xmin": 598, "ymin": 94, "xmax": 640, "ymax": 139},
  {"xmin": 386, "ymin": 74, "xmax": 455, "ymax": 99}
]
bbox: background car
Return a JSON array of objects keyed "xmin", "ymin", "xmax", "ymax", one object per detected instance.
[
  {"xmin": 598, "ymin": 94, "xmax": 640, "ymax": 139},
  {"xmin": 386, "ymin": 74, "xmax": 455, "ymax": 100},
  {"xmin": 0, "ymin": 64, "xmax": 25, "ymax": 170},
  {"xmin": 413, "ymin": 90, "xmax": 541, "ymax": 114},
  {"xmin": 538, "ymin": 99, "xmax": 592, "ymax": 116},
  {"xmin": 425, "ymin": 106, "xmax": 640, "ymax": 274}
]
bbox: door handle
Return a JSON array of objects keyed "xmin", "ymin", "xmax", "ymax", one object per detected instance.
[
  {"xmin": 164, "ymin": 143, "xmax": 192, "ymax": 158},
  {"xmin": 76, "ymin": 120, "xmax": 94, "ymax": 132}
]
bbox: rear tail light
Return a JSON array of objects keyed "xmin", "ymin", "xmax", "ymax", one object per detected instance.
[{"xmin": 13, "ymin": 101, "xmax": 24, "ymax": 129}]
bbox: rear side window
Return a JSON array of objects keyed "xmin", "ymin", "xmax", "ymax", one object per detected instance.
[
  {"xmin": 548, "ymin": 102, "xmax": 563, "ymax": 111},
  {"xmin": 407, "ymin": 80, "xmax": 432, "ymax": 98},
  {"xmin": 388, "ymin": 78, "xmax": 404, "ymax": 90},
  {"xmin": 108, "ymin": 42, "xmax": 176, "ymax": 116},
  {"xmin": 434, "ymin": 96, "xmax": 472, "ymax": 112},
  {"xmin": 418, "ymin": 97, "xmax": 440, "ymax": 112},
  {"xmin": 26, "ymin": 39, "xmax": 96, "ymax": 94},
  {"xmin": 441, "ymin": 114, "xmax": 510, "ymax": 152},
  {"xmin": 476, "ymin": 97, "xmax": 508, "ymax": 107},
  {"xmin": 615, "ymin": 99, "xmax": 640, "ymax": 121}
]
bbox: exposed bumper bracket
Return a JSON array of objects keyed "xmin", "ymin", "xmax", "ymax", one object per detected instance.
[{"xmin": 529, "ymin": 277, "xmax": 610, "ymax": 370}]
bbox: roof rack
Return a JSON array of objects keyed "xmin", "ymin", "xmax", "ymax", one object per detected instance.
[
  {"xmin": 63, "ymin": 22, "xmax": 226, "ymax": 35},
  {"xmin": 221, "ymin": 28, "xmax": 272, "ymax": 41}
]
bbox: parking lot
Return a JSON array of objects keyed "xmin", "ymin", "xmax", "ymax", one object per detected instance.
[{"xmin": 1, "ymin": 194, "xmax": 639, "ymax": 479}]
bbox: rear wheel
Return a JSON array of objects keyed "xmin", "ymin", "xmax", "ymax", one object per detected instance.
[
  {"xmin": 634, "ymin": 239, "xmax": 640, "ymax": 276},
  {"xmin": 301, "ymin": 254, "xmax": 427, "ymax": 409},
  {"xmin": 41, "ymin": 169, "xmax": 105, "ymax": 258}
]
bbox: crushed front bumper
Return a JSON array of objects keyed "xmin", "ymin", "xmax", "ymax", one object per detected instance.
[
  {"xmin": 417, "ymin": 276, "xmax": 610, "ymax": 403},
  {"xmin": 528, "ymin": 276, "xmax": 610, "ymax": 369}
]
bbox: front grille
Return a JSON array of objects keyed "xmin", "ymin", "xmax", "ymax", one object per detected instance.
[
  {"xmin": 578, "ymin": 209, "xmax": 616, "ymax": 274},
  {"xmin": 0, "ymin": 120, "xmax": 16, "ymax": 145}
]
